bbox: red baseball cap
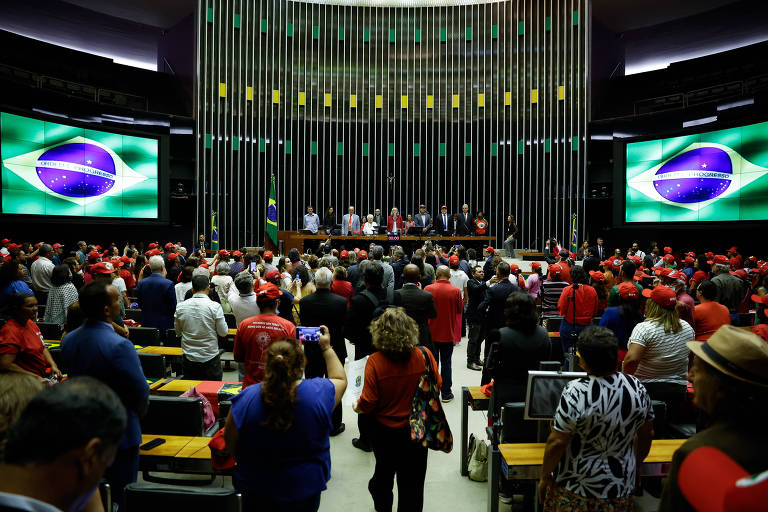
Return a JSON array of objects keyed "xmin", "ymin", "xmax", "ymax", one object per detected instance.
[
  {"xmin": 705, "ymin": 251, "xmax": 715, "ymax": 259},
  {"xmin": 692, "ymin": 270, "xmax": 709, "ymax": 282},
  {"xmin": 633, "ymin": 270, "xmax": 646, "ymax": 281},
  {"xmin": 232, "ymin": 250, "xmax": 242, "ymax": 257},
  {"xmin": 440, "ymin": 205, "xmax": 447, "ymax": 210},
  {"xmin": 548, "ymin": 264, "xmax": 562, "ymax": 277},
  {"xmin": 630, "ymin": 255, "xmax": 642, "ymax": 264},
  {"xmin": 729, "ymin": 269, "xmax": 748, "ymax": 281},
  {"xmin": 168, "ymin": 253, "xmax": 178, "ymax": 261},
  {"xmin": 120, "ymin": 256, "xmax": 135, "ymax": 264},
  {"xmin": 530, "ymin": 262, "xmax": 542, "ymax": 271},
  {"xmin": 265, "ymin": 269, "xmax": 281, "ymax": 282},
  {"xmin": 0, "ymin": 238, "xmax": 10, "ymax": 244},
  {"xmin": 669, "ymin": 270, "xmax": 688, "ymax": 283},
  {"xmin": 52, "ymin": 243, "xmax": 62, "ymax": 249},
  {"xmin": 728, "ymin": 246, "xmax": 739, "ymax": 253},
  {"xmin": 91, "ymin": 262, "xmax": 117, "ymax": 275},
  {"xmin": 679, "ymin": 446, "xmax": 768, "ymax": 512},
  {"xmin": 654, "ymin": 267, "xmax": 672, "ymax": 278},
  {"xmin": 358, "ymin": 250, "xmax": 368, "ymax": 260},
  {"xmin": 87, "ymin": 251, "xmax": 101, "ymax": 261},
  {"xmin": 759, "ymin": 264, "xmax": 768, "ymax": 276},
  {"xmin": 449, "ymin": 255, "xmax": 460, "ymax": 265},
  {"xmin": 752, "ymin": 294, "xmax": 768, "ymax": 305},
  {"xmin": 589, "ymin": 270, "xmax": 605, "ymax": 283},
  {"xmin": 663, "ymin": 246, "xmax": 673, "ymax": 254},
  {"xmin": 614, "ymin": 248, "xmax": 622, "ymax": 254},
  {"xmin": 686, "ymin": 251, "xmax": 696, "ymax": 258},
  {"xmin": 340, "ymin": 250, "xmax": 349, "ymax": 258},
  {"xmin": 709, "ymin": 254, "xmax": 729, "ymax": 265},
  {"xmin": 663, "ymin": 254, "xmax": 675, "ymax": 264},
  {"xmin": 109, "ymin": 258, "xmax": 124, "ymax": 268},
  {"xmin": 748, "ymin": 255, "xmax": 757, "ymax": 262},
  {"xmin": 263, "ymin": 251, "xmax": 273, "ymax": 260},
  {"xmin": 34, "ymin": 242, "xmax": 41, "ymax": 248},
  {"xmin": 164, "ymin": 242, "xmax": 174, "ymax": 250},
  {"xmin": 509, "ymin": 263, "xmax": 520, "ymax": 273},
  {"xmin": 7, "ymin": 243, "xmax": 20, "ymax": 251},
  {"xmin": 255, "ymin": 282, "xmax": 282, "ymax": 300},
  {"xmin": 684, "ymin": 256, "xmax": 695, "ymax": 264},
  {"xmin": 485, "ymin": 246, "xmax": 495, "ymax": 254},
  {"xmin": 218, "ymin": 249, "xmax": 229, "ymax": 257},
  {"xmin": 618, "ymin": 282, "xmax": 639, "ymax": 301},
  {"xmin": 148, "ymin": 243, "xmax": 157, "ymax": 249},
  {"xmin": 642, "ymin": 285, "xmax": 677, "ymax": 309}
]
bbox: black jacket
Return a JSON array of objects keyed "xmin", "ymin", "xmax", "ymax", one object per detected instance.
[
  {"xmin": 344, "ymin": 288, "xmax": 386, "ymax": 359},
  {"xmin": 582, "ymin": 255, "xmax": 601, "ymax": 274},
  {"xmin": 465, "ymin": 278, "xmax": 488, "ymax": 323},
  {"xmin": 484, "ymin": 325, "xmax": 551, "ymax": 402},
  {"xmin": 394, "ymin": 284, "xmax": 437, "ymax": 354},
  {"xmin": 434, "ymin": 212, "xmax": 454, "ymax": 236},
  {"xmin": 391, "ymin": 258, "xmax": 408, "ymax": 289},
  {"xmin": 299, "ymin": 289, "xmax": 348, "ymax": 373},
  {"xmin": 479, "ymin": 280, "xmax": 519, "ymax": 330},
  {"xmin": 456, "ymin": 212, "xmax": 474, "ymax": 235},
  {"xmin": 482, "ymin": 256, "xmax": 495, "ymax": 280}
]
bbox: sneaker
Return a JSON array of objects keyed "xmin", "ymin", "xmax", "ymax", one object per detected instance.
[
  {"xmin": 441, "ymin": 393, "xmax": 454, "ymax": 403},
  {"xmin": 467, "ymin": 362, "xmax": 482, "ymax": 371},
  {"xmin": 352, "ymin": 438, "xmax": 373, "ymax": 452}
]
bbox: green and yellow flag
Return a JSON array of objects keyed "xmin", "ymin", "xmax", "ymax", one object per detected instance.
[
  {"xmin": 211, "ymin": 211, "xmax": 219, "ymax": 251},
  {"xmin": 266, "ymin": 175, "xmax": 278, "ymax": 245},
  {"xmin": 570, "ymin": 213, "xmax": 578, "ymax": 253}
]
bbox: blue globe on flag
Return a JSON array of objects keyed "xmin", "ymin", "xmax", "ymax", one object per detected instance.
[
  {"xmin": 652, "ymin": 146, "xmax": 732, "ymax": 203},
  {"xmin": 35, "ymin": 143, "xmax": 117, "ymax": 198}
]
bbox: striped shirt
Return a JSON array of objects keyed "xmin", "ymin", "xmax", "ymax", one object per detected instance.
[
  {"xmin": 628, "ymin": 320, "xmax": 693, "ymax": 386},
  {"xmin": 541, "ymin": 280, "xmax": 569, "ymax": 315}
]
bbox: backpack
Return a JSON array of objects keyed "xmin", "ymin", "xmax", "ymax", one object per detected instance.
[
  {"xmin": 466, "ymin": 433, "xmax": 489, "ymax": 481},
  {"xmin": 360, "ymin": 290, "xmax": 390, "ymax": 320}
]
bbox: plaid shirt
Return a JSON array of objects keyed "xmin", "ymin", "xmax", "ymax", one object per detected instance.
[{"xmin": 44, "ymin": 283, "xmax": 79, "ymax": 327}]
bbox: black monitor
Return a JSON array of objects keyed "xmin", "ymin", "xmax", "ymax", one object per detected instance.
[{"xmin": 523, "ymin": 370, "xmax": 587, "ymax": 420}]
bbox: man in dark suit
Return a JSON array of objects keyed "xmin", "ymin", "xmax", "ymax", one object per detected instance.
[
  {"xmin": 135, "ymin": 255, "xmax": 177, "ymax": 333},
  {"xmin": 478, "ymin": 262, "xmax": 518, "ymax": 372},
  {"xmin": 435, "ymin": 205, "xmax": 452, "ymax": 236},
  {"xmin": 582, "ymin": 246, "xmax": 601, "ymax": 274},
  {"xmin": 414, "ymin": 204, "xmax": 432, "ymax": 234},
  {"xmin": 482, "ymin": 246, "xmax": 496, "ymax": 279},
  {"xmin": 465, "ymin": 265, "xmax": 487, "ymax": 370},
  {"xmin": 595, "ymin": 237, "xmax": 606, "ymax": 260},
  {"xmin": 391, "ymin": 248, "xmax": 408, "ymax": 289},
  {"xmin": 299, "ymin": 267, "xmax": 348, "ymax": 436},
  {"xmin": 394, "ymin": 264, "xmax": 437, "ymax": 355},
  {"xmin": 456, "ymin": 203, "xmax": 474, "ymax": 235}
]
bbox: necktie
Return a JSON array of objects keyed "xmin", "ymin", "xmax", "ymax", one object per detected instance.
[
  {"xmin": 444, "ymin": 215, "xmax": 447, "ymax": 230},
  {"xmin": 348, "ymin": 216, "xmax": 352, "ymax": 231}
]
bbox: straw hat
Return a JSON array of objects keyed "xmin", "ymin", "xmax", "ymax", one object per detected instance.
[{"xmin": 687, "ymin": 325, "xmax": 768, "ymax": 388}]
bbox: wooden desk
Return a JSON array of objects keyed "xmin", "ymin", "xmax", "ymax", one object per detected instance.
[
  {"xmin": 157, "ymin": 379, "xmax": 202, "ymax": 395},
  {"xmin": 175, "ymin": 436, "xmax": 213, "ymax": 459},
  {"xmin": 279, "ymin": 230, "xmax": 494, "ymax": 254},
  {"xmin": 139, "ymin": 435, "xmax": 219, "ymax": 475},
  {"xmin": 486, "ymin": 439, "xmax": 686, "ymax": 512},
  {"xmin": 139, "ymin": 435, "xmax": 195, "ymax": 458},
  {"xmin": 139, "ymin": 346, "xmax": 183, "ymax": 356},
  {"xmin": 460, "ymin": 386, "xmax": 491, "ymax": 476}
]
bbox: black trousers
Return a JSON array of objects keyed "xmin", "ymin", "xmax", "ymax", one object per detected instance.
[
  {"xmin": 182, "ymin": 354, "xmax": 223, "ymax": 381},
  {"xmin": 304, "ymin": 350, "xmax": 343, "ymax": 430},
  {"xmin": 104, "ymin": 447, "xmax": 139, "ymax": 512},
  {"xmin": 369, "ymin": 421, "xmax": 428, "ymax": 512},
  {"xmin": 466, "ymin": 320, "xmax": 484, "ymax": 363}
]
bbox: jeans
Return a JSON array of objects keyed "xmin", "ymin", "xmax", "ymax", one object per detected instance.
[
  {"xmin": 433, "ymin": 342, "xmax": 454, "ymax": 398},
  {"xmin": 466, "ymin": 321, "xmax": 484, "ymax": 364},
  {"xmin": 104, "ymin": 447, "xmax": 139, "ymax": 512},
  {"xmin": 369, "ymin": 421, "xmax": 428, "ymax": 512},
  {"xmin": 559, "ymin": 320, "xmax": 590, "ymax": 370},
  {"xmin": 503, "ymin": 237, "xmax": 516, "ymax": 258},
  {"xmin": 182, "ymin": 354, "xmax": 223, "ymax": 380}
]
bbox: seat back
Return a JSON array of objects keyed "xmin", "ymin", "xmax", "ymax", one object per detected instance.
[
  {"xmin": 651, "ymin": 400, "xmax": 667, "ymax": 438},
  {"xmin": 124, "ymin": 484, "xmax": 241, "ymax": 512},
  {"xmin": 539, "ymin": 361, "xmax": 561, "ymax": 371},
  {"xmin": 544, "ymin": 317, "xmax": 562, "ymax": 332},
  {"xmin": 138, "ymin": 353, "xmax": 168, "ymax": 379},
  {"xmin": 500, "ymin": 402, "xmax": 538, "ymax": 444},
  {"xmin": 164, "ymin": 328, "xmax": 181, "ymax": 347},
  {"xmin": 224, "ymin": 313, "xmax": 237, "ymax": 329},
  {"xmin": 125, "ymin": 309, "xmax": 143, "ymax": 322},
  {"xmin": 128, "ymin": 327, "xmax": 160, "ymax": 346},
  {"xmin": 36, "ymin": 321, "xmax": 62, "ymax": 340},
  {"xmin": 140, "ymin": 396, "xmax": 204, "ymax": 436}
]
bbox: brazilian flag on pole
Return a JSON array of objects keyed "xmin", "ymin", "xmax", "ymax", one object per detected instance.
[
  {"xmin": 266, "ymin": 174, "xmax": 278, "ymax": 246},
  {"xmin": 570, "ymin": 213, "xmax": 578, "ymax": 252},
  {"xmin": 211, "ymin": 211, "xmax": 219, "ymax": 252}
]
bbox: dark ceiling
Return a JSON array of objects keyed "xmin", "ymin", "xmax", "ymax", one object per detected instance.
[
  {"xmin": 591, "ymin": 0, "xmax": 743, "ymax": 32},
  {"xmin": 61, "ymin": 0, "xmax": 194, "ymax": 29}
]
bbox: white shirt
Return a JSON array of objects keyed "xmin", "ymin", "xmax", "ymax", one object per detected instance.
[
  {"xmin": 362, "ymin": 221, "xmax": 377, "ymax": 235},
  {"xmin": 211, "ymin": 274, "xmax": 233, "ymax": 304},
  {"xmin": 175, "ymin": 281, "xmax": 193, "ymax": 303},
  {"xmin": 449, "ymin": 268, "xmax": 469, "ymax": 299},
  {"xmin": 174, "ymin": 293, "xmax": 229, "ymax": 362},
  {"xmin": 227, "ymin": 286, "xmax": 261, "ymax": 325},
  {"xmin": 112, "ymin": 276, "xmax": 127, "ymax": 294},
  {"xmin": 30, "ymin": 256, "xmax": 55, "ymax": 292},
  {"xmin": 0, "ymin": 492, "xmax": 62, "ymax": 512}
]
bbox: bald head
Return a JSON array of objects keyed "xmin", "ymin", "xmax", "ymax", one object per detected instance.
[
  {"xmin": 436, "ymin": 265, "xmax": 451, "ymax": 279},
  {"xmin": 403, "ymin": 264, "xmax": 421, "ymax": 284}
]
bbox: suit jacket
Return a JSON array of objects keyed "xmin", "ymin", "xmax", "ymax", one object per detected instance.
[
  {"xmin": 465, "ymin": 278, "xmax": 488, "ymax": 322},
  {"xmin": 394, "ymin": 284, "xmax": 437, "ymax": 353},
  {"xmin": 595, "ymin": 245, "xmax": 607, "ymax": 260},
  {"xmin": 479, "ymin": 279, "xmax": 519, "ymax": 330},
  {"xmin": 482, "ymin": 256, "xmax": 495, "ymax": 280},
  {"xmin": 392, "ymin": 258, "xmax": 408, "ymax": 289},
  {"xmin": 582, "ymin": 255, "xmax": 601, "ymax": 274},
  {"xmin": 299, "ymin": 289, "xmax": 348, "ymax": 372},
  {"xmin": 387, "ymin": 215, "xmax": 404, "ymax": 233},
  {"xmin": 434, "ymin": 212, "xmax": 454, "ymax": 236},
  {"xmin": 457, "ymin": 212, "xmax": 474, "ymax": 235},
  {"xmin": 344, "ymin": 288, "xmax": 386, "ymax": 359},
  {"xmin": 414, "ymin": 213, "xmax": 432, "ymax": 232},
  {"xmin": 372, "ymin": 215, "xmax": 384, "ymax": 228},
  {"xmin": 377, "ymin": 260, "xmax": 395, "ymax": 303},
  {"xmin": 341, "ymin": 213, "xmax": 361, "ymax": 235},
  {"xmin": 136, "ymin": 273, "xmax": 177, "ymax": 332}
]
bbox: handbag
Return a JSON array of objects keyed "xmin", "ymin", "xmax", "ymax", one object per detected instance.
[
  {"xmin": 409, "ymin": 346, "xmax": 453, "ymax": 453},
  {"xmin": 466, "ymin": 433, "xmax": 489, "ymax": 482}
]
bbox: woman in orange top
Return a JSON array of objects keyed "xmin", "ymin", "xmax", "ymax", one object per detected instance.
[{"xmin": 355, "ymin": 307, "xmax": 441, "ymax": 512}]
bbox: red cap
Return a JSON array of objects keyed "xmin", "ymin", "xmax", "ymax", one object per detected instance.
[
  {"xmin": 168, "ymin": 253, "xmax": 178, "ymax": 261},
  {"xmin": 485, "ymin": 246, "xmax": 495, "ymax": 254},
  {"xmin": 729, "ymin": 246, "xmax": 739, "ymax": 253},
  {"xmin": 449, "ymin": 255, "xmax": 460, "ymax": 265},
  {"xmin": 618, "ymin": 282, "xmax": 639, "ymax": 301},
  {"xmin": 530, "ymin": 262, "xmax": 542, "ymax": 271},
  {"xmin": 263, "ymin": 251, "xmax": 273, "ymax": 260},
  {"xmin": 686, "ymin": 251, "xmax": 696, "ymax": 258},
  {"xmin": 34, "ymin": 242, "xmax": 41, "ymax": 248},
  {"xmin": 509, "ymin": 263, "xmax": 520, "ymax": 273},
  {"xmin": 358, "ymin": 250, "xmax": 368, "ymax": 260},
  {"xmin": 255, "ymin": 282, "xmax": 282, "ymax": 300},
  {"xmin": 664, "ymin": 254, "xmax": 675, "ymax": 264},
  {"xmin": 218, "ymin": 249, "xmax": 229, "ymax": 257},
  {"xmin": 705, "ymin": 251, "xmax": 715, "ymax": 259},
  {"xmin": 589, "ymin": 270, "xmax": 605, "ymax": 283},
  {"xmin": 0, "ymin": 238, "xmax": 10, "ymax": 244},
  {"xmin": 548, "ymin": 264, "xmax": 562, "ymax": 277},
  {"xmin": 109, "ymin": 258, "xmax": 124, "ymax": 268},
  {"xmin": 692, "ymin": 270, "xmax": 709, "ymax": 282},
  {"xmin": 120, "ymin": 256, "xmax": 135, "ymax": 264},
  {"xmin": 340, "ymin": 250, "xmax": 349, "ymax": 258},
  {"xmin": 730, "ymin": 269, "xmax": 748, "ymax": 280},
  {"xmin": 7, "ymin": 243, "xmax": 20, "ymax": 251},
  {"xmin": 265, "ymin": 269, "xmax": 281, "ymax": 282},
  {"xmin": 634, "ymin": 270, "xmax": 646, "ymax": 281},
  {"xmin": 669, "ymin": 270, "xmax": 688, "ymax": 283},
  {"xmin": 614, "ymin": 248, "xmax": 622, "ymax": 254},
  {"xmin": 52, "ymin": 243, "xmax": 62, "ymax": 249},
  {"xmin": 147, "ymin": 243, "xmax": 157, "ymax": 249},
  {"xmin": 752, "ymin": 294, "xmax": 768, "ymax": 305},
  {"xmin": 749, "ymin": 256, "xmax": 757, "ymax": 262},
  {"xmin": 654, "ymin": 267, "xmax": 672, "ymax": 278},
  {"xmin": 87, "ymin": 251, "xmax": 101, "ymax": 260},
  {"xmin": 164, "ymin": 242, "xmax": 174, "ymax": 250},
  {"xmin": 232, "ymin": 250, "xmax": 242, "ymax": 257},
  {"xmin": 684, "ymin": 256, "xmax": 695, "ymax": 264},
  {"xmin": 440, "ymin": 205, "xmax": 447, "ymax": 210},
  {"xmin": 91, "ymin": 262, "xmax": 116, "ymax": 275},
  {"xmin": 759, "ymin": 264, "xmax": 768, "ymax": 276},
  {"xmin": 642, "ymin": 285, "xmax": 677, "ymax": 309},
  {"xmin": 709, "ymin": 254, "xmax": 729, "ymax": 265},
  {"xmin": 663, "ymin": 246, "xmax": 673, "ymax": 254},
  {"xmin": 630, "ymin": 255, "xmax": 642, "ymax": 264},
  {"xmin": 679, "ymin": 446, "xmax": 768, "ymax": 512},
  {"xmin": 418, "ymin": 204, "xmax": 426, "ymax": 209}
]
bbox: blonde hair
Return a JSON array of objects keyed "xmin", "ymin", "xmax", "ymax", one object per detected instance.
[
  {"xmin": 644, "ymin": 300, "xmax": 683, "ymax": 334},
  {"xmin": 369, "ymin": 307, "xmax": 418, "ymax": 361},
  {"xmin": 0, "ymin": 373, "xmax": 44, "ymax": 457},
  {"xmin": 260, "ymin": 339, "xmax": 305, "ymax": 431}
]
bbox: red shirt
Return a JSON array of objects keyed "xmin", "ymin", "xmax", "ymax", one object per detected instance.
[
  {"xmin": 331, "ymin": 279, "xmax": 354, "ymax": 306},
  {"xmin": 357, "ymin": 347, "xmax": 441, "ymax": 428},
  {"xmin": 0, "ymin": 319, "xmax": 47, "ymax": 377},
  {"xmin": 558, "ymin": 261, "xmax": 573, "ymax": 284},
  {"xmin": 693, "ymin": 301, "xmax": 731, "ymax": 341},
  {"xmin": 557, "ymin": 284, "xmax": 599, "ymax": 325},
  {"xmin": 751, "ymin": 324, "xmax": 768, "ymax": 343},
  {"xmin": 120, "ymin": 269, "xmax": 136, "ymax": 290},
  {"xmin": 234, "ymin": 313, "xmax": 297, "ymax": 388},
  {"xmin": 424, "ymin": 279, "xmax": 463, "ymax": 343},
  {"xmin": 730, "ymin": 255, "xmax": 743, "ymax": 270}
]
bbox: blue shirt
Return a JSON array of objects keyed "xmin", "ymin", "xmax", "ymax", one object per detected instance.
[
  {"xmin": 231, "ymin": 378, "xmax": 335, "ymax": 501},
  {"xmin": 61, "ymin": 320, "xmax": 149, "ymax": 449},
  {"xmin": 303, "ymin": 213, "xmax": 320, "ymax": 234},
  {"xmin": 135, "ymin": 273, "xmax": 177, "ymax": 332},
  {"xmin": 0, "ymin": 280, "xmax": 34, "ymax": 309},
  {"xmin": 598, "ymin": 306, "xmax": 634, "ymax": 350}
]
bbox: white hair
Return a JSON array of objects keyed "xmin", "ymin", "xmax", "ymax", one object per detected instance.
[
  {"xmin": 192, "ymin": 267, "xmax": 210, "ymax": 278},
  {"xmin": 216, "ymin": 261, "xmax": 230, "ymax": 275},
  {"xmin": 314, "ymin": 267, "xmax": 333, "ymax": 288},
  {"xmin": 149, "ymin": 255, "xmax": 165, "ymax": 272},
  {"xmin": 367, "ymin": 214, "xmax": 374, "ymax": 221}
]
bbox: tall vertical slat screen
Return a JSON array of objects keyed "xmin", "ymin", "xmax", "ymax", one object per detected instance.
[{"xmin": 196, "ymin": 0, "xmax": 588, "ymax": 250}]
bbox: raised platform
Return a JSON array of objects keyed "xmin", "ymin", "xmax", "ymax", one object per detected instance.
[{"xmin": 278, "ymin": 231, "xmax": 494, "ymax": 254}]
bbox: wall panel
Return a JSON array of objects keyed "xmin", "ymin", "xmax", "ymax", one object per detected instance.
[{"xmin": 196, "ymin": 0, "xmax": 589, "ymax": 250}]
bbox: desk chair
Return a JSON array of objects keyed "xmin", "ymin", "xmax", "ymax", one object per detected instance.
[
  {"xmin": 124, "ymin": 484, "xmax": 241, "ymax": 512},
  {"xmin": 138, "ymin": 353, "xmax": 168, "ymax": 379},
  {"xmin": 128, "ymin": 327, "xmax": 160, "ymax": 346},
  {"xmin": 125, "ymin": 309, "xmax": 143, "ymax": 322},
  {"xmin": 164, "ymin": 328, "xmax": 181, "ymax": 347},
  {"xmin": 544, "ymin": 316, "xmax": 562, "ymax": 332},
  {"xmin": 538, "ymin": 361, "xmax": 561, "ymax": 372},
  {"xmin": 36, "ymin": 321, "xmax": 62, "ymax": 340},
  {"xmin": 224, "ymin": 313, "xmax": 237, "ymax": 329},
  {"xmin": 651, "ymin": 400, "xmax": 667, "ymax": 439}
]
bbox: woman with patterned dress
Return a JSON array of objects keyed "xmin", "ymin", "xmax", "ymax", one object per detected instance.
[{"xmin": 539, "ymin": 326, "xmax": 655, "ymax": 511}]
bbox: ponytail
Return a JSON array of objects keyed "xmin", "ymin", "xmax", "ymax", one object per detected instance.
[{"xmin": 260, "ymin": 339, "xmax": 305, "ymax": 431}]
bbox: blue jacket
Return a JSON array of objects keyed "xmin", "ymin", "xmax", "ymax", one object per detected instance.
[
  {"xmin": 61, "ymin": 320, "xmax": 149, "ymax": 449},
  {"xmin": 136, "ymin": 273, "xmax": 177, "ymax": 332}
]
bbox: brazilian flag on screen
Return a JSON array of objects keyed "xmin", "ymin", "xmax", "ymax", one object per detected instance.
[
  {"xmin": 266, "ymin": 174, "xmax": 278, "ymax": 245},
  {"xmin": 625, "ymin": 120, "xmax": 768, "ymax": 222}
]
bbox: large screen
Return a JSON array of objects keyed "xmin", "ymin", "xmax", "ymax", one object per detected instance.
[
  {"xmin": 625, "ymin": 120, "xmax": 768, "ymax": 222},
  {"xmin": 1, "ymin": 112, "xmax": 159, "ymax": 218}
]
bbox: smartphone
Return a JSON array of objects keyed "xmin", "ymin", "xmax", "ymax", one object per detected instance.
[
  {"xmin": 249, "ymin": 262, "xmax": 258, "ymax": 272},
  {"xmin": 140, "ymin": 438, "xmax": 166, "ymax": 451},
  {"xmin": 297, "ymin": 326, "xmax": 322, "ymax": 343}
]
